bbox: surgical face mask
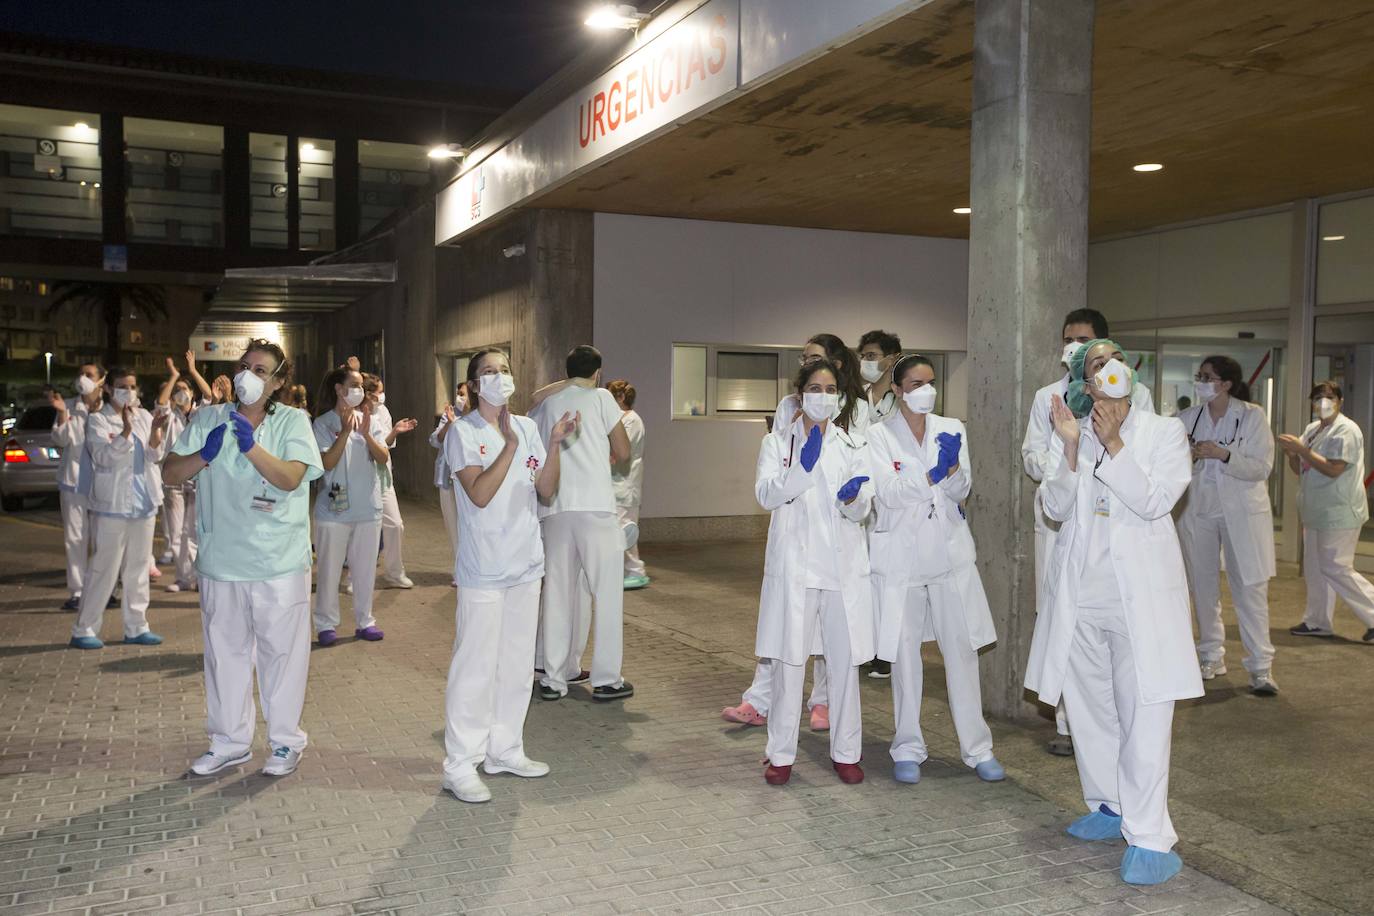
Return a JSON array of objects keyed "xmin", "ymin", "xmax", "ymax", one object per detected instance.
[
  {"xmin": 1316, "ymin": 397, "xmax": 1336, "ymax": 420},
  {"xmin": 1061, "ymin": 341, "xmax": 1084, "ymax": 367},
  {"xmin": 859, "ymin": 360, "xmax": 885, "ymax": 384},
  {"xmin": 903, "ymin": 385, "xmax": 936, "ymax": 414},
  {"xmin": 234, "ymin": 369, "xmax": 266, "ymax": 406},
  {"xmin": 111, "ymin": 388, "xmax": 136, "ymax": 409},
  {"xmin": 342, "ymin": 386, "xmax": 365, "ymax": 409},
  {"xmin": 375, "ymin": 392, "xmax": 386, "ymax": 405},
  {"xmin": 1193, "ymin": 381, "xmax": 1218, "ymax": 404},
  {"xmin": 75, "ymin": 374, "xmax": 97, "ymax": 396},
  {"xmin": 801, "ymin": 391, "xmax": 839, "ymax": 422},
  {"xmin": 1093, "ymin": 358, "xmax": 1132, "ymax": 399},
  {"xmin": 172, "ymin": 390, "xmax": 192, "ymax": 407},
  {"xmin": 478, "ymin": 372, "xmax": 516, "ymax": 407}
]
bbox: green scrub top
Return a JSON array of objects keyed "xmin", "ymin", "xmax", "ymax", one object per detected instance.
[
  {"xmin": 172, "ymin": 402, "xmax": 324, "ymax": 581},
  {"xmin": 1298, "ymin": 414, "xmax": 1370, "ymax": 531}
]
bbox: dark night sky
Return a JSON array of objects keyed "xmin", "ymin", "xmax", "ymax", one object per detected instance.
[{"xmin": 2, "ymin": 0, "xmax": 633, "ymax": 95}]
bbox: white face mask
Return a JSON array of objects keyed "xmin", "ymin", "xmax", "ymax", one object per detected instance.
[
  {"xmin": 801, "ymin": 392, "xmax": 839, "ymax": 422},
  {"xmin": 478, "ymin": 373, "xmax": 516, "ymax": 407},
  {"xmin": 1317, "ymin": 397, "xmax": 1337, "ymax": 420},
  {"xmin": 1193, "ymin": 381, "xmax": 1218, "ymax": 404},
  {"xmin": 859, "ymin": 360, "xmax": 885, "ymax": 384},
  {"xmin": 111, "ymin": 388, "xmax": 136, "ymax": 409},
  {"xmin": 1093, "ymin": 358, "xmax": 1132, "ymax": 399},
  {"xmin": 903, "ymin": 385, "xmax": 937, "ymax": 414},
  {"xmin": 342, "ymin": 386, "xmax": 365, "ymax": 408},
  {"xmin": 234, "ymin": 369, "xmax": 267, "ymax": 406},
  {"xmin": 172, "ymin": 389, "xmax": 192, "ymax": 407},
  {"xmin": 75, "ymin": 375, "xmax": 98, "ymax": 396},
  {"xmin": 1062, "ymin": 342, "xmax": 1084, "ymax": 367},
  {"xmin": 375, "ymin": 392, "xmax": 386, "ymax": 406}
]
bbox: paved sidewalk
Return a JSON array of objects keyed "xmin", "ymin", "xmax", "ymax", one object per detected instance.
[{"xmin": 0, "ymin": 500, "xmax": 1292, "ymax": 915}]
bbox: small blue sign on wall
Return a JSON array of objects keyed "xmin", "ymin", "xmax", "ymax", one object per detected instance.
[{"xmin": 102, "ymin": 245, "xmax": 127, "ymax": 273}]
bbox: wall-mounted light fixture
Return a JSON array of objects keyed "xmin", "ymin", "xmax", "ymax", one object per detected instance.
[{"xmin": 585, "ymin": 3, "xmax": 650, "ymax": 31}]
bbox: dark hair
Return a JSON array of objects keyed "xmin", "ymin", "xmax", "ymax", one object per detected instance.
[
  {"xmin": 316, "ymin": 367, "xmax": 359, "ymax": 416},
  {"xmin": 607, "ymin": 379, "xmax": 636, "ymax": 408},
  {"xmin": 1310, "ymin": 379, "xmax": 1343, "ymax": 402},
  {"xmin": 793, "ymin": 359, "xmax": 858, "ymax": 431},
  {"xmin": 80, "ymin": 362, "xmax": 106, "ymax": 379},
  {"xmin": 858, "ymin": 330, "xmax": 902, "ymax": 357},
  {"xmin": 891, "ymin": 353, "xmax": 935, "ymax": 387},
  {"xmin": 241, "ymin": 338, "xmax": 292, "ymax": 414},
  {"xmin": 1062, "ymin": 308, "xmax": 1109, "ymax": 340},
  {"xmin": 361, "ymin": 372, "xmax": 382, "ymax": 395},
  {"xmin": 287, "ymin": 383, "xmax": 308, "ymax": 410},
  {"xmin": 1200, "ymin": 355, "xmax": 1250, "ymax": 402},
  {"xmin": 566, "ymin": 345, "xmax": 602, "ymax": 379},
  {"xmin": 806, "ymin": 334, "xmax": 864, "ymax": 431},
  {"xmin": 465, "ymin": 348, "xmax": 509, "ymax": 411},
  {"xmin": 105, "ymin": 366, "xmax": 136, "ymax": 387}
]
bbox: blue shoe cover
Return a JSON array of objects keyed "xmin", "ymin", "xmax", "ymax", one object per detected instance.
[
  {"xmin": 68, "ymin": 636, "xmax": 104, "ymax": 650},
  {"xmin": 1067, "ymin": 804, "xmax": 1123, "ymax": 841},
  {"xmin": 974, "ymin": 758, "xmax": 1005, "ymax": 782},
  {"xmin": 1120, "ymin": 846, "xmax": 1183, "ymax": 885},
  {"xmin": 893, "ymin": 761, "xmax": 921, "ymax": 784},
  {"xmin": 122, "ymin": 632, "xmax": 163, "ymax": 646}
]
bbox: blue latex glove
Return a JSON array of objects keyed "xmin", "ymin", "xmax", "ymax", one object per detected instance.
[
  {"xmin": 799, "ymin": 424, "xmax": 822, "ymax": 472},
  {"xmin": 836, "ymin": 475, "xmax": 869, "ymax": 503},
  {"xmin": 936, "ymin": 431, "xmax": 962, "ymax": 466},
  {"xmin": 229, "ymin": 410, "xmax": 256, "ymax": 454},
  {"xmin": 199, "ymin": 424, "xmax": 227, "ymax": 463}
]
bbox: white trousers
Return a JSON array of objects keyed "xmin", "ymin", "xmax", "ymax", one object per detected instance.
[
  {"xmin": 380, "ymin": 486, "xmax": 405, "ymax": 579},
  {"xmin": 1302, "ymin": 526, "xmax": 1374, "ymax": 630},
  {"xmin": 742, "ymin": 657, "xmax": 828, "ymax": 715},
  {"xmin": 439, "ymin": 485, "xmax": 459, "ymax": 577},
  {"xmin": 890, "ymin": 581, "xmax": 995, "ymax": 768},
  {"xmin": 765, "ymin": 589, "xmax": 860, "ymax": 766},
  {"xmin": 618, "ymin": 505, "xmax": 645, "ymax": 577},
  {"xmin": 1061, "ymin": 601, "xmax": 1178, "ymax": 854},
  {"xmin": 443, "ymin": 579, "xmax": 541, "ymax": 779},
  {"xmin": 73, "ymin": 515, "xmax": 154, "ymax": 639},
  {"xmin": 539, "ymin": 511, "xmax": 624, "ymax": 693},
  {"xmin": 200, "ymin": 571, "xmax": 311, "ymax": 755},
  {"xmin": 161, "ymin": 487, "xmax": 185, "ymax": 561},
  {"xmin": 1035, "ymin": 517, "xmax": 1072, "ymax": 738},
  {"xmin": 1183, "ymin": 513, "xmax": 1274, "ymax": 673},
  {"xmin": 174, "ymin": 491, "xmax": 198, "ymax": 586},
  {"xmin": 313, "ymin": 519, "xmax": 381, "ymax": 631},
  {"xmin": 59, "ymin": 488, "xmax": 89, "ymax": 598}
]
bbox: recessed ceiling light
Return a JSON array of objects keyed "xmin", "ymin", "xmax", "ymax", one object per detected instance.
[
  {"xmin": 302, "ymin": 142, "xmax": 315, "ymax": 153},
  {"xmin": 953, "ymin": 206, "xmax": 971, "ymax": 215},
  {"xmin": 1133, "ymin": 163, "xmax": 1164, "ymax": 172},
  {"xmin": 74, "ymin": 121, "xmax": 89, "ymax": 131},
  {"xmin": 1323, "ymin": 235, "xmax": 1345, "ymax": 241}
]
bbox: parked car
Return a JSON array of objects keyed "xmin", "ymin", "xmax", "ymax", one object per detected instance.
[{"xmin": 1, "ymin": 405, "xmax": 61, "ymax": 511}]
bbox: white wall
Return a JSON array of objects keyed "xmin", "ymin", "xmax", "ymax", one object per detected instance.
[{"xmin": 593, "ymin": 213, "xmax": 970, "ymax": 519}]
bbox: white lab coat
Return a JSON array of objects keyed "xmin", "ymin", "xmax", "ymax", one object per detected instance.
[
  {"xmin": 78, "ymin": 404, "xmax": 166, "ymax": 516},
  {"xmin": 1025, "ymin": 407, "xmax": 1203, "ymax": 706},
  {"xmin": 1175, "ymin": 399, "xmax": 1276, "ymax": 586},
  {"xmin": 754, "ymin": 417, "xmax": 874, "ymax": 666},
  {"xmin": 868, "ymin": 412, "xmax": 996, "ymax": 659},
  {"xmin": 52, "ymin": 396, "xmax": 95, "ymax": 490}
]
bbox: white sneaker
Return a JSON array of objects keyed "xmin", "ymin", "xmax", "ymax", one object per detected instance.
[
  {"xmin": 344, "ymin": 581, "xmax": 354, "ymax": 595},
  {"xmin": 483, "ymin": 756, "xmax": 550, "ymax": 778},
  {"xmin": 165, "ymin": 582, "xmax": 181, "ymax": 593},
  {"xmin": 382, "ymin": 574, "xmax": 414, "ymax": 589},
  {"xmin": 262, "ymin": 746, "xmax": 302, "ymax": 777},
  {"xmin": 189, "ymin": 749, "xmax": 251, "ymax": 776},
  {"xmin": 1250, "ymin": 673, "xmax": 1279, "ymax": 696},
  {"xmin": 442, "ymin": 773, "xmax": 491, "ymax": 803},
  {"xmin": 158, "ymin": 552, "xmax": 174, "ymax": 565},
  {"xmin": 1200, "ymin": 659, "xmax": 1227, "ymax": 680}
]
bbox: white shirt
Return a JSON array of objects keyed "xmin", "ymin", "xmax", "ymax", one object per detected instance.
[
  {"xmin": 1186, "ymin": 401, "xmax": 1240, "ymax": 519},
  {"xmin": 867, "ymin": 387, "xmax": 898, "ymax": 424},
  {"xmin": 313, "ymin": 410, "xmax": 389, "ymax": 523},
  {"xmin": 1299, "ymin": 414, "xmax": 1369, "ymax": 531},
  {"xmin": 612, "ymin": 408, "xmax": 645, "ymax": 507},
  {"xmin": 1079, "ymin": 428, "xmax": 1122, "ymax": 607},
  {"xmin": 445, "ymin": 411, "xmax": 547, "ymax": 588},
  {"xmin": 529, "ymin": 384, "xmax": 622, "ymax": 517}
]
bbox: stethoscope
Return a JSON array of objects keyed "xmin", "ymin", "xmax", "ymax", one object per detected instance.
[{"xmin": 1188, "ymin": 408, "xmax": 1241, "ymax": 449}]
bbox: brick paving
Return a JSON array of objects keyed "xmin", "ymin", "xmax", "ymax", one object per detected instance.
[{"xmin": 0, "ymin": 502, "xmax": 1288, "ymax": 915}]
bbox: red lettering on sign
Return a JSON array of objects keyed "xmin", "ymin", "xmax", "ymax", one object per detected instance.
[
  {"xmin": 623, "ymin": 69, "xmax": 639, "ymax": 123},
  {"xmin": 640, "ymin": 60, "xmax": 656, "ymax": 113},
  {"xmin": 659, "ymin": 46, "xmax": 675, "ymax": 103},
  {"xmin": 592, "ymin": 91, "xmax": 608, "ymax": 141},
  {"xmin": 578, "ymin": 101, "xmax": 593, "ymax": 148},
  {"xmin": 685, "ymin": 37, "xmax": 706, "ymax": 89},
  {"xmin": 708, "ymin": 15, "xmax": 728, "ymax": 74},
  {"xmin": 607, "ymin": 80, "xmax": 623, "ymax": 130}
]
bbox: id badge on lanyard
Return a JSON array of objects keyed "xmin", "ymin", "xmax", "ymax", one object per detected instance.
[{"xmin": 251, "ymin": 478, "xmax": 277, "ymax": 514}]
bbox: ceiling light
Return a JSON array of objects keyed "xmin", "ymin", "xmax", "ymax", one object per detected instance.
[
  {"xmin": 74, "ymin": 121, "xmax": 89, "ymax": 131},
  {"xmin": 93, "ymin": 182, "xmax": 100, "ymax": 189},
  {"xmin": 953, "ymin": 207, "xmax": 971, "ymax": 215},
  {"xmin": 585, "ymin": 3, "xmax": 650, "ymax": 30},
  {"xmin": 79, "ymin": 180, "xmax": 87, "ymax": 186},
  {"xmin": 1323, "ymin": 235, "xmax": 1345, "ymax": 241},
  {"xmin": 428, "ymin": 144, "xmax": 468, "ymax": 159},
  {"xmin": 1132, "ymin": 163, "xmax": 1164, "ymax": 172},
  {"xmin": 302, "ymin": 142, "xmax": 315, "ymax": 153}
]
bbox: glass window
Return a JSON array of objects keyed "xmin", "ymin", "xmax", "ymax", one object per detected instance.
[
  {"xmin": 0, "ymin": 103, "xmax": 102, "ymax": 240},
  {"xmin": 124, "ymin": 118, "xmax": 223, "ymax": 247},
  {"xmin": 359, "ymin": 140, "xmax": 431, "ymax": 238},
  {"xmin": 299, "ymin": 138, "xmax": 335, "ymax": 251},
  {"xmin": 716, "ymin": 351, "xmax": 779, "ymax": 412},
  {"xmin": 1313, "ymin": 313, "xmax": 1374, "ymax": 541},
  {"xmin": 250, "ymin": 133, "xmax": 288, "ymax": 249},
  {"xmin": 1317, "ymin": 195, "xmax": 1374, "ymax": 307},
  {"xmin": 672, "ymin": 345, "xmax": 707, "ymax": 417}
]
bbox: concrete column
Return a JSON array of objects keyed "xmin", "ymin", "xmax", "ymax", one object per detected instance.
[
  {"xmin": 1279, "ymin": 200, "xmax": 1317, "ymax": 564},
  {"xmin": 966, "ymin": 0, "xmax": 1095, "ymax": 719}
]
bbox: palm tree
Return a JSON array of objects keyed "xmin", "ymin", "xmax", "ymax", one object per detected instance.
[{"xmin": 47, "ymin": 281, "xmax": 168, "ymax": 368}]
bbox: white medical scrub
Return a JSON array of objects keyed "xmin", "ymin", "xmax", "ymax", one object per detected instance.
[
  {"xmin": 172, "ymin": 402, "xmax": 324, "ymax": 758},
  {"xmin": 442, "ymin": 411, "xmax": 548, "ymax": 780},
  {"xmin": 430, "ymin": 414, "xmax": 460, "ymax": 574},
  {"xmin": 1296, "ymin": 413, "xmax": 1374, "ymax": 631},
  {"xmin": 612, "ymin": 407, "xmax": 646, "ymax": 578},
  {"xmin": 52, "ymin": 396, "xmax": 96, "ymax": 602},
  {"xmin": 160, "ymin": 403, "xmax": 200, "ymax": 588},
  {"xmin": 530, "ymin": 383, "xmax": 627, "ymax": 695},
  {"xmin": 373, "ymin": 402, "xmax": 407, "ymax": 582},
  {"xmin": 312, "ymin": 409, "xmax": 388, "ymax": 634}
]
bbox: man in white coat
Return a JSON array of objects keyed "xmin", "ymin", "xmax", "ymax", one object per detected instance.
[
  {"xmin": 49, "ymin": 364, "xmax": 106, "ymax": 611},
  {"xmin": 1026, "ymin": 339, "xmax": 1201, "ymax": 887},
  {"xmin": 1022, "ymin": 309, "xmax": 1154, "ymax": 756}
]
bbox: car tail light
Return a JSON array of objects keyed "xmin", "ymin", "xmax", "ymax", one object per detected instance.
[{"xmin": 4, "ymin": 440, "xmax": 29, "ymax": 464}]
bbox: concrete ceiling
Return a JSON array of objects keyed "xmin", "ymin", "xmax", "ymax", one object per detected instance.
[{"xmin": 531, "ymin": 0, "xmax": 1374, "ymax": 239}]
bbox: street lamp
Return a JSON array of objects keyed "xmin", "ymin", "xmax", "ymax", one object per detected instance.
[{"xmin": 43, "ymin": 351, "xmax": 53, "ymax": 384}]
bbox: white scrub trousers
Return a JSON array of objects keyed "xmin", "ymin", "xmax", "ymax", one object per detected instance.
[
  {"xmin": 72, "ymin": 515, "xmax": 155, "ymax": 640},
  {"xmin": 161, "ymin": 486, "xmax": 186, "ymax": 563},
  {"xmin": 380, "ymin": 486, "xmax": 406, "ymax": 580},
  {"xmin": 439, "ymin": 486, "xmax": 459, "ymax": 571},
  {"xmin": 742, "ymin": 657, "xmax": 828, "ymax": 716},
  {"xmin": 1061, "ymin": 600, "xmax": 1179, "ymax": 854},
  {"xmin": 539, "ymin": 511, "xmax": 625, "ymax": 694},
  {"xmin": 766, "ymin": 589, "xmax": 860, "ymax": 767},
  {"xmin": 174, "ymin": 491, "xmax": 198, "ymax": 586},
  {"xmin": 200, "ymin": 571, "xmax": 311, "ymax": 755},
  {"xmin": 890, "ymin": 580, "xmax": 995, "ymax": 769},
  {"xmin": 1036, "ymin": 513, "xmax": 1072, "ymax": 739},
  {"xmin": 443, "ymin": 579, "xmax": 541, "ymax": 779},
  {"xmin": 59, "ymin": 488, "xmax": 89, "ymax": 598},
  {"xmin": 1302, "ymin": 527, "xmax": 1374, "ymax": 631},
  {"xmin": 313, "ymin": 519, "xmax": 381, "ymax": 632},
  {"xmin": 618, "ymin": 505, "xmax": 645, "ymax": 578},
  {"xmin": 1184, "ymin": 512, "xmax": 1275, "ymax": 674}
]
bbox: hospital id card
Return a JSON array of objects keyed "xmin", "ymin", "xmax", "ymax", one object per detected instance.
[
  {"xmin": 1094, "ymin": 494, "xmax": 1111, "ymax": 518},
  {"xmin": 251, "ymin": 495, "xmax": 278, "ymax": 514}
]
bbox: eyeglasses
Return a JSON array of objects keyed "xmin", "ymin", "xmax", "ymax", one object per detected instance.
[{"xmin": 1193, "ymin": 374, "xmax": 1221, "ymax": 383}]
